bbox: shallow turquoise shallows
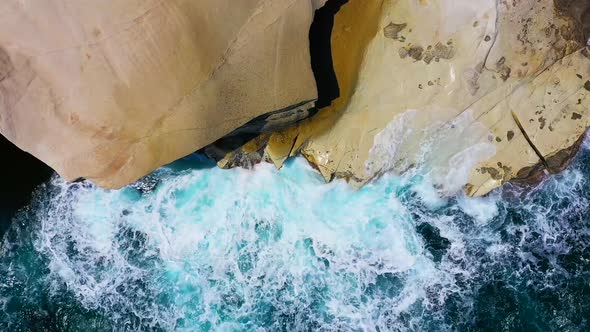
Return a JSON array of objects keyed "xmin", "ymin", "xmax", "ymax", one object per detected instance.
[{"xmin": 2, "ymin": 141, "xmax": 590, "ymax": 331}]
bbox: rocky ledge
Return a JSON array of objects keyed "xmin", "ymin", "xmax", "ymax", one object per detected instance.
[
  {"xmin": 259, "ymin": 0, "xmax": 590, "ymax": 196},
  {"xmin": 0, "ymin": 0, "xmax": 326, "ymax": 188}
]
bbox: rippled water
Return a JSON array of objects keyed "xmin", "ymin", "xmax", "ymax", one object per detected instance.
[{"xmin": 1, "ymin": 141, "xmax": 590, "ymax": 331}]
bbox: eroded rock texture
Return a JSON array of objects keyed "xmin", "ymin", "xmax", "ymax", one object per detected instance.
[
  {"xmin": 261, "ymin": 0, "xmax": 590, "ymax": 196},
  {"xmin": 0, "ymin": 0, "xmax": 324, "ymax": 188},
  {"xmin": 2, "ymin": 0, "xmax": 589, "ymax": 196}
]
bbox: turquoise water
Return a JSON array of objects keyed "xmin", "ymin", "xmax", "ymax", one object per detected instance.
[{"xmin": 1, "ymin": 142, "xmax": 590, "ymax": 331}]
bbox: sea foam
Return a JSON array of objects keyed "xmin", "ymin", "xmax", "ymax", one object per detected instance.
[{"xmin": 1, "ymin": 139, "xmax": 590, "ymax": 330}]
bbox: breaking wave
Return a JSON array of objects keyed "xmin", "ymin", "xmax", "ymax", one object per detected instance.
[{"xmin": 1, "ymin": 140, "xmax": 590, "ymax": 331}]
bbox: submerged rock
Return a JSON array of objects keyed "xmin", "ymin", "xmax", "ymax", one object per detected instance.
[
  {"xmin": 0, "ymin": 0, "xmax": 325, "ymax": 188},
  {"xmin": 263, "ymin": 0, "xmax": 590, "ymax": 196}
]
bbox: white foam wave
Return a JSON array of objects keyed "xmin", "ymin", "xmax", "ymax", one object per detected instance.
[
  {"xmin": 7, "ymin": 136, "xmax": 590, "ymax": 330},
  {"xmin": 29, "ymin": 159, "xmax": 457, "ymax": 330},
  {"xmin": 366, "ymin": 108, "xmax": 496, "ymax": 196}
]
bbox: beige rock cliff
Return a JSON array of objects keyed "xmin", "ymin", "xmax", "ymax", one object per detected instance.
[
  {"xmin": 0, "ymin": 0, "xmax": 323, "ymax": 188},
  {"xmin": 265, "ymin": 0, "xmax": 590, "ymax": 196}
]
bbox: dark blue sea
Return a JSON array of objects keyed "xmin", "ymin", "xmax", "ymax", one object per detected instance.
[{"xmin": 1, "ymin": 139, "xmax": 590, "ymax": 331}]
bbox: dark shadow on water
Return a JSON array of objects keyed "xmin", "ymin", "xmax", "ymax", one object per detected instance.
[
  {"xmin": 164, "ymin": 153, "xmax": 218, "ymax": 173},
  {"xmin": 0, "ymin": 134, "xmax": 53, "ymax": 237}
]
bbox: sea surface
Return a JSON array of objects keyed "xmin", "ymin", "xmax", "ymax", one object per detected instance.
[{"xmin": 1, "ymin": 139, "xmax": 590, "ymax": 331}]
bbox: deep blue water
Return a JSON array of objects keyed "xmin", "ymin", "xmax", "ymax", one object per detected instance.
[{"xmin": 1, "ymin": 141, "xmax": 590, "ymax": 331}]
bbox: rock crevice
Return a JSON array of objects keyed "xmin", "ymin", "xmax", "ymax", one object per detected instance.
[{"xmin": 510, "ymin": 110, "xmax": 549, "ymax": 170}]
